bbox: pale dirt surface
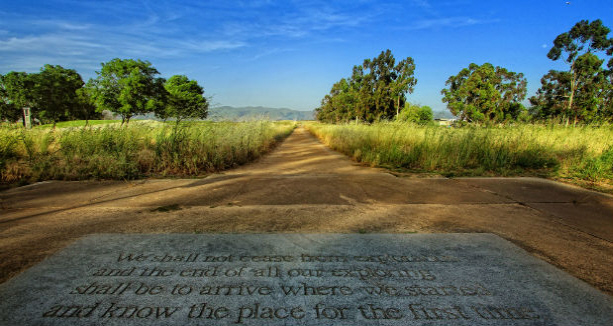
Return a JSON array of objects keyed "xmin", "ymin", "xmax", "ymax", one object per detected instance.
[{"xmin": 1, "ymin": 127, "xmax": 613, "ymax": 296}]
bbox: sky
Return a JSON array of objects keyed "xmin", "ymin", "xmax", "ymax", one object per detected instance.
[{"xmin": 0, "ymin": 0, "xmax": 612, "ymax": 112}]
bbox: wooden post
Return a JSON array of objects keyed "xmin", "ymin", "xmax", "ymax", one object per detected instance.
[{"xmin": 23, "ymin": 107, "xmax": 32, "ymax": 129}]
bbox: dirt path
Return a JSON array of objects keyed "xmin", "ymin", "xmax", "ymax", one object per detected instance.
[{"xmin": 1, "ymin": 127, "xmax": 613, "ymax": 295}]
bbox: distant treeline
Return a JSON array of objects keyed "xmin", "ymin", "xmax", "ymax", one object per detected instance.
[
  {"xmin": 2, "ymin": 19, "xmax": 612, "ymax": 127},
  {"xmin": 1, "ymin": 59, "xmax": 207, "ymax": 127},
  {"xmin": 316, "ymin": 19, "xmax": 613, "ymax": 125}
]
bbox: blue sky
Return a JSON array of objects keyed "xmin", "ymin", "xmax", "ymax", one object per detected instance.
[{"xmin": 0, "ymin": 0, "xmax": 611, "ymax": 111}]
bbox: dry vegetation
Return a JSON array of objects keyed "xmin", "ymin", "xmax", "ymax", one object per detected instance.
[
  {"xmin": 306, "ymin": 122, "xmax": 613, "ymax": 192},
  {"xmin": 0, "ymin": 120, "xmax": 296, "ymax": 184}
]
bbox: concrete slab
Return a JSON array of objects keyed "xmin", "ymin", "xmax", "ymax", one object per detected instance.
[
  {"xmin": 455, "ymin": 177, "xmax": 612, "ymax": 204},
  {"xmin": 0, "ymin": 175, "xmax": 514, "ymax": 209},
  {"xmin": 454, "ymin": 177, "xmax": 613, "ymax": 242},
  {"xmin": 0, "ymin": 234, "xmax": 611, "ymax": 326},
  {"xmin": 1, "ymin": 127, "xmax": 613, "ymax": 313},
  {"xmin": 529, "ymin": 202, "xmax": 613, "ymax": 242}
]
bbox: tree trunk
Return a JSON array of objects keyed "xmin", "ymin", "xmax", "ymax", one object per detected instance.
[
  {"xmin": 567, "ymin": 62, "xmax": 577, "ymax": 121},
  {"xmin": 396, "ymin": 97, "xmax": 400, "ymax": 118}
]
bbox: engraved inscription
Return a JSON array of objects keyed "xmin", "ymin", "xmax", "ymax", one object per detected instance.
[{"xmin": 35, "ymin": 250, "xmax": 545, "ymax": 325}]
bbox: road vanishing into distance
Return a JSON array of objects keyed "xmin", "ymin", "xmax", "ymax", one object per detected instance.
[{"xmin": 1, "ymin": 127, "xmax": 613, "ymax": 295}]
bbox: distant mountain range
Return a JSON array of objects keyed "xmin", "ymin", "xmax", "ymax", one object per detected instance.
[
  {"xmin": 433, "ymin": 110, "xmax": 455, "ymax": 119},
  {"xmin": 131, "ymin": 105, "xmax": 453, "ymax": 121},
  {"xmin": 208, "ymin": 106, "xmax": 314, "ymax": 121},
  {"xmin": 207, "ymin": 106, "xmax": 454, "ymax": 121}
]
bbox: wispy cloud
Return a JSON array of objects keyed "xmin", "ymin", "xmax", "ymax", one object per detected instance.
[
  {"xmin": 0, "ymin": 34, "xmax": 104, "ymax": 53},
  {"xmin": 179, "ymin": 40, "xmax": 247, "ymax": 53},
  {"xmin": 219, "ymin": 3, "xmax": 372, "ymax": 40},
  {"xmin": 409, "ymin": 17, "xmax": 498, "ymax": 30},
  {"xmin": 410, "ymin": 0, "xmax": 432, "ymax": 10},
  {"xmin": 246, "ymin": 47, "xmax": 295, "ymax": 62},
  {"xmin": 32, "ymin": 20, "xmax": 92, "ymax": 30},
  {"xmin": 0, "ymin": 0, "xmax": 447, "ymax": 74}
]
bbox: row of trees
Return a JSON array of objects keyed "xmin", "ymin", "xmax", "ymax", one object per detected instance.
[
  {"xmin": 317, "ymin": 19, "xmax": 613, "ymax": 124},
  {"xmin": 530, "ymin": 19, "xmax": 613, "ymax": 124},
  {"xmin": 0, "ymin": 65, "xmax": 93, "ymax": 124},
  {"xmin": 315, "ymin": 49, "xmax": 417, "ymax": 123},
  {"xmin": 0, "ymin": 59, "xmax": 208, "ymax": 127}
]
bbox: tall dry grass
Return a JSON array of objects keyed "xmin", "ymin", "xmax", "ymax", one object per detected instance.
[
  {"xmin": 306, "ymin": 121, "xmax": 613, "ymax": 189},
  {"xmin": 0, "ymin": 121, "xmax": 295, "ymax": 184}
]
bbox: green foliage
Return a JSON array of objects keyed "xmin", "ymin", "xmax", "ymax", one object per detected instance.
[
  {"xmin": 0, "ymin": 97, "xmax": 19, "ymax": 123},
  {"xmin": 0, "ymin": 124, "xmax": 21, "ymax": 171},
  {"xmin": 306, "ymin": 122, "xmax": 613, "ymax": 189},
  {"xmin": 441, "ymin": 63, "xmax": 527, "ymax": 123},
  {"xmin": 0, "ymin": 72, "xmax": 35, "ymax": 109},
  {"xmin": 160, "ymin": 75, "xmax": 209, "ymax": 123},
  {"xmin": 89, "ymin": 58, "xmax": 167, "ymax": 124},
  {"xmin": 315, "ymin": 49, "xmax": 416, "ymax": 123},
  {"xmin": 0, "ymin": 72, "xmax": 36, "ymax": 123},
  {"xmin": 532, "ymin": 19, "xmax": 613, "ymax": 124},
  {"xmin": 1, "ymin": 67, "xmax": 91, "ymax": 126},
  {"xmin": 32, "ymin": 65, "xmax": 85, "ymax": 126},
  {"xmin": 35, "ymin": 120, "xmax": 120, "ymax": 129},
  {"xmin": 74, "ymin": 87, "xmax": 102, "ymax": 123},
  {"xmin": 577, "ymin": 146, "xmax": 613, "ymax": 182},
  {"xmin": 397, "ymin": 103, "xmax": 433, "ymax": 125}
]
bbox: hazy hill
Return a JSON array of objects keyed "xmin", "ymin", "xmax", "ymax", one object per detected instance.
[
  {"xmin": 129, "ymin": 106, "xmax": 449, "ymax": 121},
  {"xmin": 433, "ymin": 110, "xmax": 455, "ymax": 119},
  {"xmin": 208, "ymin": 106, "xmax": 314, "ymax": 121}
]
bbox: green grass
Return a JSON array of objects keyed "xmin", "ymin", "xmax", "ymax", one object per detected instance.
[
  {"xmin": 305, "ymin": 121, "xmax": 613, "ymax": 192},
  {"xmin": 0, "ymin": 120, "xmax": 296, "ymax": 184},
  {"xmin": 35, "ymin": 120, "xmax": 122, "ymax": 129}
]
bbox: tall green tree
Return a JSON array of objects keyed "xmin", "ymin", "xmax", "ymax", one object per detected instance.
[
  {"xmin": 0, "ymin": 72, "xmax": 36, "ymax": 124},
  {"xmin": 89, "ymin": 58, "xmax": 166, "ymax": 125},
  {"xmin": 441, "ymin": 63, "xmax": 527, "ymax": 123},
  {"xmin": 364, "ymin": 50, "xmax": 417, "ymax": 119},
  {"xmin": 391, "ymin": 57, "xmax": 417, "ymax": 117},
  {"xmin": 315, "ymin": 50, "xmax": 416, "ymax": 123},
  {"xmin": 31, "ymin": 64, "xmax": 84, "ymax": 127},
  {"xmin": 529, "ymin": 71, "xmax": 570, "ymax": 120},
  {"xmin": 533, "ymin": 19, "xmax": 613, "ymax": 124},
  {"xmin": 74, "ymin": 87, "xmax": 101, "ymax": 125},
  {"xmin": 160, "ymin": 75, "xmax": 209, "ymax": 124},
  {"xmin": 0, "ymin": 74, "xmax": 19, "ymax": 122}
]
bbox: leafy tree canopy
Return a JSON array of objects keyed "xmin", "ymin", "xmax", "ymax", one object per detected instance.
[
  {"xmin": 315, "ymin": 50, "xmax": 416, "ymax": 123},
  {"xmin": 160, "ymin": 75, "xmax": 209, "ymax": 123},
  {"xmin": 532, "ymin": 19, "xmax": 613, "ymax": 124},
  {"xmin": 32, "ymin": 64, "xmax": 84, "ymax": 126},
  {"xmin": 397, "ymin": 103, "xmax": 433, "ymax": 125},
  {"xmin": 0, "ymin": 72, "xmax": 36, "ymax": 123},
  {"xmin": 89, "ymin": 58, "xmax": 166, "ymax": 124},
  {"xmin": 441, "ymin": 63, "xmax": 527, "ymax": 123}
]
